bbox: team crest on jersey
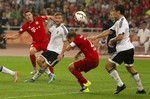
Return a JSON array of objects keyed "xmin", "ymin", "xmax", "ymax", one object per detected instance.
[
  {"xmin": 57, "ymin": 31, "xmax": 59, "ymax": 34},
  {"xmin": 35, "ymin": 21, "xmax": 39, "ymax": 25}
]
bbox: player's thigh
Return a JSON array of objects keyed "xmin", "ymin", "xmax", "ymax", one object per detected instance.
[
  {"xmin": 30, "ymin": 45, "xmax": 38, "ymax": 54},
  {"xmin": 74, "ymin": 59, "xmax": 99, "ymax": 72},
  {"xmin": 124, "ymin": 49, "xmax": 134, "ymax": 66}
]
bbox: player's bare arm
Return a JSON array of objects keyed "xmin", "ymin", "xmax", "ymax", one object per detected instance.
[
  {"xmin": 75, "ymin": 51, "xmax": 82, "ymax": 60},
  {"xmin": 46, "ymin": 16, "xmax": 55, "ymax": 21},
  {"xmin": 108, "ymin": 34, "xmax": 124, "ymax": 47},
  {"xmin": 4, "ymin": 33, "xmax": 21, "ymax": 40},
  {"xmin": 57, "ymin": 40, "xmax": 69, "ymax": 61},
  {"xmin": 88, "ymin": 30, "xmax": 112, "ymax": 40}
]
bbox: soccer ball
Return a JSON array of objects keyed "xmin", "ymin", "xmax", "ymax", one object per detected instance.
[{"xmin": 74, "ymin": 11, "xmax": 87, "ymax": 24}]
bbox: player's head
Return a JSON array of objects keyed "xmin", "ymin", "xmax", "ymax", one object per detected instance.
[
  {"xmin": 109, "ymin": 9, "xmax": 116, "ymax": 22},
  {"xmin": 54, "ymin": 12, "xmax": 63, "ymax": 25},
  {"xmin": 114, "ymin": 5, "xmax": 125, "ymax": 19},
  {"xmin": 66, "ymin": 32, "xmax": 77, "ymax": 43},
  {"xmin": 140, "ymin": 21, "xmax": 147, "ymax": 29},
  {"xmin": 25, "ymin": 10, "xmax": 33, "ymax": 23}
]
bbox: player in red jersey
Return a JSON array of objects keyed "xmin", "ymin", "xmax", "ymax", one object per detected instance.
[
  {"xmin": 66, "ymin": 32, "xmax": 99, "ymax": 92},
  {"xmin": 5, "ymin": 11, "xmax": 54, "ymax": 78}
]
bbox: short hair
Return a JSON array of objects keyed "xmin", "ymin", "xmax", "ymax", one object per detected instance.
[
  {"xmin": 25, "ymin": 10, "xmax": 31, "ymax": 14},
  {"xmin": 66, "ymin": 32, "xmax": 77, "ymax": 39},
  {"xmin": 115, "ymin": 5, "xmax": 125, "ymax": 15},
  {"xmin": 54, "ymin": 12, "xmax": 63, "ymax": 16},
  {"xmin": 141, "ymin": 21, "xmax": 147, "ymax": 25}
]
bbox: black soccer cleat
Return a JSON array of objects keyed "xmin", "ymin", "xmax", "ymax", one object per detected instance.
[
  {"xmin": 136, "ymin": 89, "xmax": 146, "ymax": 94},
  {"xmin": 114, "ymin": 84, "xmax": 126, "ymax": 94}
]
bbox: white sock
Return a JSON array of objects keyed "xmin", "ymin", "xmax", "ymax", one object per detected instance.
[
  {"xmin": 133, "ymin": 73, "xmax": 144, "ymax": 91},
  {"xmin": 32, "ymin": 70, "xmax": 43, "ymax": 80},
  {"xmin": 1, "ymin": 66, "xmax": 15, "ymax": 76},
  {"xmin": 45, "ymin": 68, "xmax": 51, "ymax": 75},
  {"xmin": 109, "ymin": 69, "xmax": 124, "ymax": 86}
]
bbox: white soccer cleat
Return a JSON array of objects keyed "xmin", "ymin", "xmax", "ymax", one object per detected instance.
[
  {"xmin": 48, "ymin": 73, "xmax": 55, "ymax": 83},
  {"xmin": 30, "ymin": 70, "xmax": 37, "ymax": 75}
]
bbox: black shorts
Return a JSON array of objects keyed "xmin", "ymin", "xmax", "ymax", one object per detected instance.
[
  {"xmin": 109, "ymin": 48, "xmax": 134, "ymax": 66},
  {"xmin": 41, "ymin": 50, "xmax": 59, "ymax": 67}
]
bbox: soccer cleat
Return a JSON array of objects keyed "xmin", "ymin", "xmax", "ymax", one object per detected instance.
[
  {"xmin": 24, "ymin": 78, "xmax": 35, "ymax": 83},
  {"xmin": 48, "ymin": 74, "xmax": 55, "ymax": 83},
  {"xmin": 114, "ymin": 84, "xmax": 126, "ymax": 94},
  {"xmin": 13, "ymin": 72, "xmax": 19, "ymax": 83},
  {"xmin": 83, "ymin": 80, "xmax": 91, "ymax": 87},
  {"xmin": 136, "ymin": 89, "xmax": 146, "ymax": 94},
  {"xmin": 30, "ymin": 70, "xmax": 37, "ymax": 75},
  {"xmin": 80, "ymin": 86, "xmax": 90, "ymax": 92}
]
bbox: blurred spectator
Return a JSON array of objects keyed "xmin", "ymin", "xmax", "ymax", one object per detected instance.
[
  {"xmin": 0, "ymin": 21, "xmax": 6, "ymax": 49},
  {"xmin": 0, "ymin": 0, "xmax": 149, "ymax": 30},
  {"xmin": 132, "ymin": 21, "xmax": 150, "ymax": 55},
  {"xmin": 102, "ymin": 10, "xmax": 116, "ymax": 54}
]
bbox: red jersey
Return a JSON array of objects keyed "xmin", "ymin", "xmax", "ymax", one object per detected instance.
[
  {"xmin": 73, "ymin": 34, "xmax": 99, "ymax": 60},
  {"xmin": 19, "ymin": 16, "xmax": 48, "ymax": 42}
]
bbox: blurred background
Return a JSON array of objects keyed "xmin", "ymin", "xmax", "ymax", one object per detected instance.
[{"xmin": 0, "ymin": 0, "xmax": 150, "ymax": 55}]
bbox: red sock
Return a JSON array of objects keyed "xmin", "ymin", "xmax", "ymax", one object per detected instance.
[
  {"xmin": 71, "ymin": 69, "xmax": 87, "ymax": 86},
  {"xmin": 30, "ymin": 54, "xmax": 36, "ymax": 69},
  {"xmin": 49, "ymin": 66, "xmax": 54, "ymax": 74}
]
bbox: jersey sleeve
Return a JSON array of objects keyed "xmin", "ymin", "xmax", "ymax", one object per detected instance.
[
  {"xmin": 118, "ymin": 23, "xmax": 126, "ymax": 35},
  {"xmin": 38, "ymin": 16, "xmax": 47, "ymax": 22},
  {"xmin": 61, "ymin": 25, "xmax": 68, "ymax": 41},
  {"xmin": 18, "ymin": 24, "xmax": 27, "ymax": 34}
]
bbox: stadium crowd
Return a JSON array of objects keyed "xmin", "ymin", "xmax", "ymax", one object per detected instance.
[{"xmin": 0, "ymin": 0, "xmax": 150, "ymax": 30}]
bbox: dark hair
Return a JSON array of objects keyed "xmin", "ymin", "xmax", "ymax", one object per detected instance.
[
  {"xmin": 115, "ymin": 5, "xmax": 125, "ymax": 15},
  {"xmin": 25, "ymin": 10, "xmax": 31, "ymax": 14},
  {"xmin": 141, "ymin": 21, "xmax": 147, "ymax": 24},
  {"xmin": 67, "ymin": 32, "xmax": 77, "ymax": 39}
]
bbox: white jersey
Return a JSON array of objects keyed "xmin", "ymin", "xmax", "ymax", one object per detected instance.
[
  {"xmin": 47, "ymin": 23, "xmax": 68, "ymax": 54},
  {"xmin": 109, "ymin": 16, "xmax": 133, "ymax": 52},
  {"xmin": 137, "ymin": 28, "xmax": 150, "ymax": 44}
]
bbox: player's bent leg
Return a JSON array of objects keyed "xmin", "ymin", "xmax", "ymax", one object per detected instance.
[
  {"xmin": 105, "ymin": 61, "xmax": 125, "ymax": 94},
  {"xmin": 68, "ymin": 63, "xmax": 91, "ymax": 92},
  {"xmin": 25, "ymin": 61, "xmax": 48, "ymax": 83},
  {"xmin": 126, "ymin": 66, "xmax": 146, "ymax": 94}
]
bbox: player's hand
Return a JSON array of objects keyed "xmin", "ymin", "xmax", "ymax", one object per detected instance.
[
  {"xmin": 57, "ymin": 54, "xmax": 63, "ymax": 61},
  {"xmin": 108, "ymin": 40, "xmax": 113, "ymax": 48},
  {"xmin": 74, "ymin": 54, "xmax": 80, "ymax": 60}
]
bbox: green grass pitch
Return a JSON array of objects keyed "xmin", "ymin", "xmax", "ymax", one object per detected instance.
[{"xmin": 0, "ymin": 56, "xmax": 149, "ymax": 99}]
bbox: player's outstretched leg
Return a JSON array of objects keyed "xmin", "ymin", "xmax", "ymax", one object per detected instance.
[{"xmin": 30, "ymin": 54, "xmax": 37, "ymax": 75}]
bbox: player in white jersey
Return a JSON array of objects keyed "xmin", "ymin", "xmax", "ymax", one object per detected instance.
[
  {"xmin": 90, "ymin": 5, "xmax": 146, "ymax": 94},
  {"xmin": 25, "ymin": 12, "xmax": 68, "ymax": 83}
]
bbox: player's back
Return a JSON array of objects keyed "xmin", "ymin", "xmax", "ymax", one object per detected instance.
[{"xmin": 74, "ymin": 34, "xmax": 99, "ymax": 60}]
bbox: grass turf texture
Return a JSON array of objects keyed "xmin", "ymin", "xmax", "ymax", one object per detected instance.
[{"xmin": 0, "ymin": 56, "xmax": 149, "ymax": 99}]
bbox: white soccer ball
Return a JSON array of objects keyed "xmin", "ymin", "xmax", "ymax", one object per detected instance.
[{"xmin": 74, "ymin": 11, "xmax": 87, "ymax": 24}]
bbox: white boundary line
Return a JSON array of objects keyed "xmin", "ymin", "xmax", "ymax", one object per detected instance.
[{"xmin": 1, "ymin": 86, "xmax": 149, "ymax": 99}]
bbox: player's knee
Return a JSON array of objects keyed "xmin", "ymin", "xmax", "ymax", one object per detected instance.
[
  {"xmin": 105, "ymin": 62, "xmax": 115, "ymax": 71},
  {"xmin": 68, "ymin": 63, "xmax": 74, "ymax": 71},
  {"xmin": 30, "ymin": 47, "xmax": 37, "ymax": 54},
  {"xmin": 37, "ymin": 57, "xmax": 44, "ymax": 64}
]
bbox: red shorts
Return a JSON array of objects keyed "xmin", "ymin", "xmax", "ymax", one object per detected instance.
[
  {"xmin": 74, "ymin": 58, "xmax": 99, "ymax": 72},
  {"xmin": 31, "ymin": 40, "xmax": 49, "ymax": 52}
]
